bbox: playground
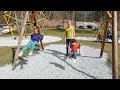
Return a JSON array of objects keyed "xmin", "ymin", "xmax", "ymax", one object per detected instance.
[
  {"xmin": 0, "ymin": 28, "xmax": 118, "ymax": 79},
  {"xmin": 0, "ymin": 11, "xmax": 119, "ymax": 79}
]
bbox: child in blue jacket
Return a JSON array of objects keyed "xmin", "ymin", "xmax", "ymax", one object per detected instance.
[{"xmin": 18, "ymin": 27, "xmax": 43, "ymax": 56}]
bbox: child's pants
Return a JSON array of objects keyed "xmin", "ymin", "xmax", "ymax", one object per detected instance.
[
  {"xmin": 97, "ymin": 38, "xmax": 102, "ymax": 43},
  {"xmin": 69, "ymin": 52, "xmax": 77, "ymax": 59},
  {"xmin": 106, "ymin": 34, "xmax": 112, "ymax": 42},
  {"xmin": 21, "ymin": 40, "xmax": 39, "ymax": 53}
]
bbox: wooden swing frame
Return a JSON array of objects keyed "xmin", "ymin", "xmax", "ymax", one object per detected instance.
[{"xmin": 100, "ymin": 11, "xmax": 118, "ymax": 79}]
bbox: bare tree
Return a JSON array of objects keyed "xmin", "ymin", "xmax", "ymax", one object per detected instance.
[
  {"xmin": 13, "ymin": 11, "xmax": 29, "ymax": 66},
  {"xmin": 14, "ymin": 11, "xmax": 21, "ymax": 34},
  {"xmin": 72, "ymin": 11, "xmax": 75, "ymax": 24}
]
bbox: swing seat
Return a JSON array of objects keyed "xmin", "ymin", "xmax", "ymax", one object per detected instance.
[
  {"xmin": 35, "ymin": 44, "xmax": 39, "ymax": 47},
  {"xmin": 34, "ymin": 44, "xmax": 41, "ymax": 55},
  {"xmin": 70, "ymin": 43, "xmax": 80, "ymax": 56}
]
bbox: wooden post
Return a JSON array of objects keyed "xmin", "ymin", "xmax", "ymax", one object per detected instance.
[
  {"xmin": 100, "ymin": 11, "xmax": 112, "ymax": 58},
  {"xmin": 100, "ymin": 20, "xmax": 110, "ymax": 57},
  {"xmin": 112, "ymin": 11, "xmax": 118, "ymax": 79},
  {"xmin": 32, "ymin": 11, "xmax": 36, "ymax": 23},
  {"xmin": 13, "ymin": 11, "xmax": 29, "ymax": 66},
  {"xmin": 35, "ymin": 11, "xmax": 40, "ymax": 27},
  {"xmin": 33, "ymin": 11, "xmax": 44, "ymax": 50},
  {"xmin": 106, "ymin": 11, "xmax": 112, "ymax": 18},
  {"xmin": 14, "ymin": 11, "xmax": 21, "ymax": 34}
]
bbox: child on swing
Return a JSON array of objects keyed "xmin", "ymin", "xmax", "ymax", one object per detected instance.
[
  {"xmin": 97, "ymin": 32, "xmax": 102, "ymax": 43},
  {"xmin": 69, "ymin": 39, "xmax": 81, "ymax": 63},
  {"xmin": 18, "ymin": 26, "xmax": 43, "ymax": 57}
]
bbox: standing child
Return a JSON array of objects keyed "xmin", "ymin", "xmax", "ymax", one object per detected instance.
[
  {"xmin": 18, "ymin": 27, "xmax": 43, "ymax": 57},
  {"xmin": 64, "ymin": 21, "xmax": 75, "ymax": 56},
  {"xmin": 69, "ymin": 39, "xmax": 80, "ymax": 63}
]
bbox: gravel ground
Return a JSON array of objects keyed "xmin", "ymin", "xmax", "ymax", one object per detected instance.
[
  {"xmin": 0, "ymin": 36, "xmax": 62, "ymax": 47},
  {"xmin": 0, "ymin": 44, "xmax": 112, "ymax": 79}
]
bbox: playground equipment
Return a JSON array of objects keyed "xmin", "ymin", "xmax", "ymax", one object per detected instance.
[
  {"xmin": 10, "ymin": 11, "xmax": 46, "ymax": 67},
  {"xmin": 100, "ymin": 11, "xmax": 118, "ymax": 79},
  {"xmin": 93, "ymin": 21, "xmax": 106, "ymax": 38},
  {"xmin": 3, "ymin": 11, "xmax": 19, "ymax": 37},
  {"xmin": 95, "ymin": 22, "xmax": 120, "ymax": 43},
  {"xmin": 69, "ymin": 43, "xmax": 81, "ymax": 56},
  {"xmin": 77, "ymin": 44, "xmax": 81, "ymax": 56},
  {"xmin": 3, "ymin": 11, "xmax": 46, "ymax": 38}
]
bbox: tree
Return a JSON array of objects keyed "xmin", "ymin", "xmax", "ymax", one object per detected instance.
[
  {"xmin": 14, "ymin": 11, "xmax": 21, "ymax": 34},
  {"xmin": 91, "ymin": 11, "xmax": 105, "ymax": 22},
  {"xmin": 13, "ymin": 11, "xmax": 29, "ymax": 66}
]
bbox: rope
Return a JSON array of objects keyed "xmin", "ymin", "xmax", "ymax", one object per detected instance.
[{"xmin": 93, "ymin": 22, "xmax": 105, "ymax": 38}]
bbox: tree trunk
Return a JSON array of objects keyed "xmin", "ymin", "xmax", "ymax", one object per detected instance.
[
  {"xmin": 83, "ymin": 11, "xmax": 86, "ymax": 22},
  {"xmin": 14, "ymin": 11, "xmax": 21, "ymax": 34},
  {"xmin": 72, "ymin": 11, "xmax": 75, "ymax": 24},
  {"xmin": 47, "ymin": 11, "xmax": 52, "ymax": 21},
  {"xmin": 75, "ymin": 11, "xmax": 77, "ymax": 31},
  {"xmin": 21, "ymin": 11, "xmax": 24, "ymax": 20},
  {"xmin": 13, "ymin": 11, "xmax": 29, "ymax": 66},
  {"xmin": 62, "ymin": 11, "xmax": 65, "ymax": 28},
  {"xmin": 27, "ymin": 12, "xmax": 29, "ymax": 22}
]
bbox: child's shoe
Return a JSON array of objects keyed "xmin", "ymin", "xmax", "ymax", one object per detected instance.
[
  {"xmin": 28, "ymin": 51, "xmax": 33, "ymax": 56},
  {"xmin": 73, "ymin": 58, "xmax": 76, "ymax": 63},
  {"xmin": 69, "ymin": 58, "xmax": 72, "ymax": 62},
  {"xmin": 18, "ymin": 51, "xmax": 23, "ymax": 57}
]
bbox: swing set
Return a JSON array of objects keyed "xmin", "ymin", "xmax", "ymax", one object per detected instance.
[
  {"xmin": 68, "ymin": 11, "xmax": 118, "ymax": 79},
  {"xmin": 8, "ymin": 11, "xmax": 118, "ymax": 79}
]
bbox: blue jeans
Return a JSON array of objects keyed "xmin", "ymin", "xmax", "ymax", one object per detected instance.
[
  {"xmin": 69, "ymin": 52, "xmax": 77, "ymax": 59},
  {"xmin": 21, "ymin": 40, "xmax": 39, "ymax": 53},
  {"xmin": 66, "ymin": 39, "xmax": 73, "ymax": 55},
  {"xmin": 106, "ymin": 34, "xmax": 112, "ymax": 42}
]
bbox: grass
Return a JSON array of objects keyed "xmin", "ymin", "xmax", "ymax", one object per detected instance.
[
  {"xmin": 0, "ymin": 47, "xmax": 13, "ymax": 66},
  {"xmin": 0, "ymin": 28, "xmax": 120, "ymax": 77}
]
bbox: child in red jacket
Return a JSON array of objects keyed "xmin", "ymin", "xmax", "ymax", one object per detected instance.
[
  {"xmin": 97, "ymin": 32, "xmax": 102, "ymax": 43},
  {"xmin": 69, "ymin": 39, "xmax": 80, "ymax": 63}
]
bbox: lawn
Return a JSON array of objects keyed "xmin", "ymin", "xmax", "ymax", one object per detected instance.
[{"xmin": 0, "ymin": 28, "xmax": 120, "ymax": 78}]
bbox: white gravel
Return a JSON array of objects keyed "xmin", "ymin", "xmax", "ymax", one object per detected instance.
[
  {"xmin": 0, "ymin": 44, "xmax": 112, "ymax": 79},
  {"xmin": 0, "ymin": 36, "xmax": 62, "ymax": 47}
]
